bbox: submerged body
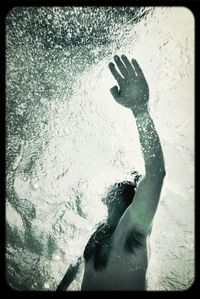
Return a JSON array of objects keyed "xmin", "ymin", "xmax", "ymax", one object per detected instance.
[{"xmin": 56, "ymin": 55, "xmax": 165, "ymax": 291}]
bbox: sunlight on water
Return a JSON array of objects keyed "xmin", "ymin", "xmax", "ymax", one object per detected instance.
[{"xmin": 6, "ymin": 7, "xmax": 194, "ymax": 290}]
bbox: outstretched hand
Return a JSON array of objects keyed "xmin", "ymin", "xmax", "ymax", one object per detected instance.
[{"xmin": 109, "ymin": 55, "xmax": 149, "ymax": 112}]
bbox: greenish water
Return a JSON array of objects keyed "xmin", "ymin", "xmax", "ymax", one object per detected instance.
[{"xmin": 6, "ymin": 7, "xmax": 194, "ymax": 291}]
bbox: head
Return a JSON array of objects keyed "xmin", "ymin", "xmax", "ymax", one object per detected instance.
[{"xmin": 102, "ymin": 179, "xmax": 139, "ymax": 227}]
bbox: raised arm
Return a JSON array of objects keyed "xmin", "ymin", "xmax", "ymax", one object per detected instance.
[{"xmin": 109, "ymin": 55, "xmax": 166, "ymax": 235}]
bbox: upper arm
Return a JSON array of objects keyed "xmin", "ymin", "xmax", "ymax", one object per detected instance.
[
  {"xmin": 112, "ymin": 173, "xmax": 165, "ymax": 246},
  {"xmin": 128, "ymin": 174, "xmax": 165, "ymax": 234}
]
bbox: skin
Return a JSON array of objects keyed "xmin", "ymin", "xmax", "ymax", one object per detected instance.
[{"xmin": 57, "ymin": 55, "xmax": 166, "ymax": 291}]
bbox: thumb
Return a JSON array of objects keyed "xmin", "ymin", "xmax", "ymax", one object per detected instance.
[{"xmin": 110, "ymin": 86, "xmax": 120, "ymax": 99}]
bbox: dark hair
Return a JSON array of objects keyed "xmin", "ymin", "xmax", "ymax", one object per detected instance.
[
  {"xmin": 102, "ymin": 172, "xmax": 141, "ymax": 207},
  {"xmin": 121, "ymin": 181, "xmax": 136, "ymax": 207}
]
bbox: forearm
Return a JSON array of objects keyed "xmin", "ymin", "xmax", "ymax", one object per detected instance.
[
  {"xmin": 108, "ymin": 54, "xmax": 165, "ymax": 178},
  {"xmin": 131, "ymin": 106, "xmax": 165, "ymax": 177},
  {"xmin": 56, "ymin": 257, "xmax": 81, "ymax": 291}
]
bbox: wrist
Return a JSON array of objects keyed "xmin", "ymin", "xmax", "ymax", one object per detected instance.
[{"xmin": 131, "ymin": 104, "xmax": 149, "ymax": 117}]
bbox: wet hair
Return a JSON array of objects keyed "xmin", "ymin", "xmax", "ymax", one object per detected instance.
[
  {"xmin": 120, "ymin": 181, "xmax": 136, "ymax": 207},
  {"xmin": 102, "ymin": 172, "xmax": 141, "ymax": 208}
]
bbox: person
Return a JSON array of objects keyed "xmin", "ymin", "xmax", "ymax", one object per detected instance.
[{"xmin": 56, "ymin": 55, "xmax": 166, "ymax": 291}]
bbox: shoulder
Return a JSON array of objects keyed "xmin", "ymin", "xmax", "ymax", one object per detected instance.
[{"xmin": 83, "ymin": 222, "xmax": 114, "ymax": 262}]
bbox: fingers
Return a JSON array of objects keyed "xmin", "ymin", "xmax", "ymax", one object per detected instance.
[
  {"xmin": 108, "ymin": 62, "xmax": 123, "ymax": 85},
  {"xmin": 109, "ymin": 55, "xmax": 143, "ymax": 82},
  {"xmin": 121, "ymin": 55, "xmax": 136, "ymax": 76},
  {"xmin": 110, "ymin": 85, "xmax": 120, "ymax": 99},
  {"xmin": 114, "ymin": 55, "xmax": 128, "ymax": 78},
  {"xmin": 131, "ymin": 58, "xmax": 144, "ymax": 78}
]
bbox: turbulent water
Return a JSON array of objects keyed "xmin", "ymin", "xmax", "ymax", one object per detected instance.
[{"xmin": 6, "ymin": 7, "xmax": 194, "ymax": 291}]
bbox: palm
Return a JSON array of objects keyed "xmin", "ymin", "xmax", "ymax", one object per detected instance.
[{"xmin": 109, "ymin": 55, "xmax": 149, "ymax": 109}]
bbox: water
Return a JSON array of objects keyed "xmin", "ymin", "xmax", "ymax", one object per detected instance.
[{"xmin": 6, "ymin": 7, "xmax": 194, "ymax": 290}]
